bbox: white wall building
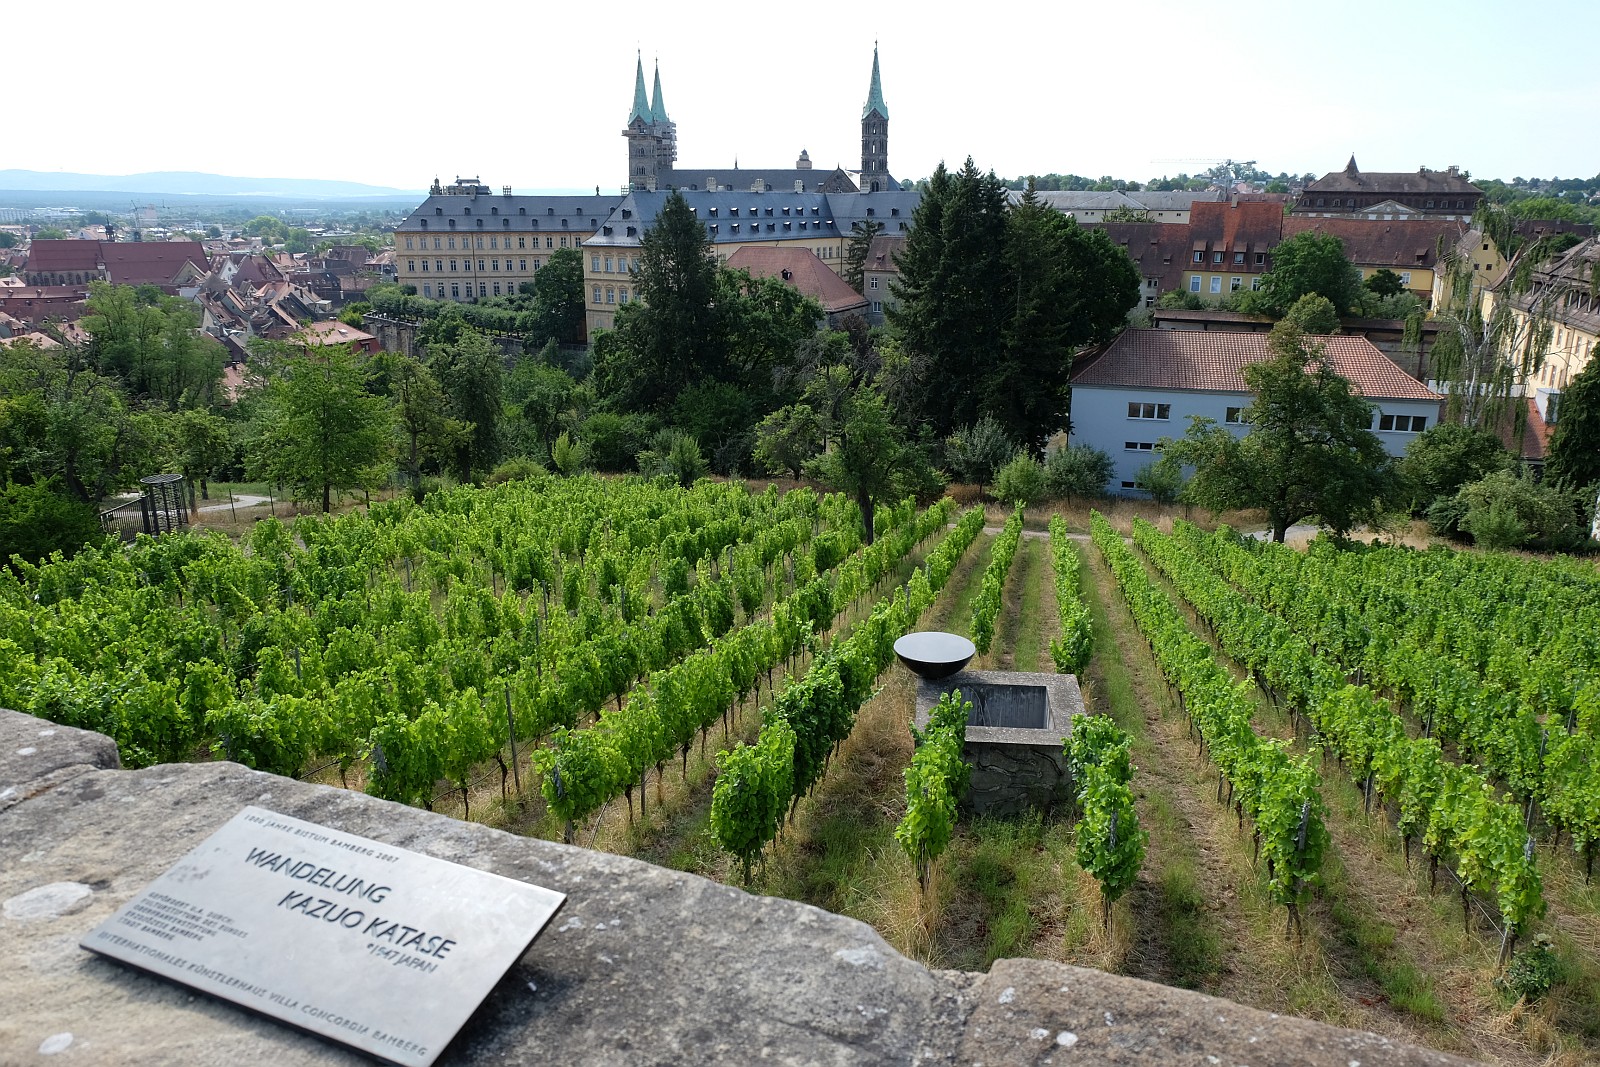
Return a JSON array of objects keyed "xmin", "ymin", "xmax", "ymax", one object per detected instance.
[{"xmin": 1068, "ymin": 329, "xmax": 1443, "ymax": 494}]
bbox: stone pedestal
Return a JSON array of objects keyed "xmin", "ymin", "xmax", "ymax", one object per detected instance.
[{"xmin": 913, "ymin": 670, "xmax": 1082, "ymax": 817}]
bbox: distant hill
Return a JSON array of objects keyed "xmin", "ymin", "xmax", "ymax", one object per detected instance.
[{"xmin": 0, "ymin": 170, "xmax": 418, "ymax": 199}]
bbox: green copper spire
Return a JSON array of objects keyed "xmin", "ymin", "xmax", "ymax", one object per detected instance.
[
  {"xmin": 650, "ymin": 61, "xmax": 670, "ymax": 123},
  {"xmin": 862, "ymin": 43, "xmax": 888, "ymax": 120},
  {"xmin": 628, "ymin": 53, "xmax": 651, "ymax": 124}
]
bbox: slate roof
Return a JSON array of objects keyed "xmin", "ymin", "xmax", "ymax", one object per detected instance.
[
  {"xmin": 726, "ymin": 246, "xmax": 867, "ymax": 314},
  {"xmin": 826, "ymin": 190, "xmax": 920, "ymax": 235},
  {"xmin": 662, "ymin": 167, "xmax": 864, "ymax": 194},
  {"xmin": 396, "ymin": 194, "xmax": 623, "ymax": 235},
  {"xmin": 1070, "ymin": 329, "xmax": 1442, "ymax": 401},
  {"xmin": 586, "ymin": 190, "xmax": 844, "ymax": 250},
  {"xmin": 1305, "ymin": 161, "xmax": 1479, "ymax": 197}
]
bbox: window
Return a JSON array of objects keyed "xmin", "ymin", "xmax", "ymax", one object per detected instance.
[
  {"xmin": 1251, "ymin": 277, "xmax": 1262, "ymax": 291},
  {"xmin": 593, "ymin": 286, "xmax": 601, "ymax": 302},
  {"xmin": 619, "ymin": 287, "xmax": 629, "ymax": 304},
  {"xmin": 606, "ymin": 287, "xmax": 615, "ymax": 304},
  {"xmin": 408, "ymin": 260, "xmax": 416, "ymax": 272},
  {"xmin": 1120, "ymin": 481, "xmax": 1138, "ymax": 490},
  {"xmin": 1123, "ymin": 441, "xmax": 1156, "ymax": 452},
  {"xmin": 869, "ymin": 278, "xmax": 878, "ymax": 290},
  {"xmin": 518, "ymin": 237, "xmax": 526, "ymax": 248},
  {"xmin": 605, "ymin": 256, "xmax": 613, "ymax": 273},
  {"xmin": 520, "ymin": 259, "xmax": 527, "ymax": 271},
  {"xmin": 1425, "ymin": 200, "xmax": 1434, "ymax": 209},
  {"xmin": 1192, "ymin": 251, "xmax": 1203, "ymax": 263},
  {"xmin": 478, "ymin": 284, "xmax": 487, "ymax": 297},
  {"xmin": 449, "ymin": 260, "xmax": 458, "ymax": 272},
  {"xmin": 871, "ymin": 301, "xmax": 882, "ymax": 312},
  {"xmin": 560, "ymin": 236, "xmax": 568, "ymax": 247},
  {"xmin": 1210, "ymin": 276, "xmax": 1222, "ymax": 293},
  {"xmin": 1233, "ymin": 252, "xmax": 1244, "ymax": 264},
  {"xmin": 1224, "ymin": 407, "xmax": 1244, "ymax": 424},
  {"xmin": 1190, "ymin": 276, "xmax": 1202, "ymax": 293},
  {"xmin": 493, "ymin": 283, "xmax": 501, "ymax": 296},
  {"xmin": 475, "ymin": 237, "xmax": 483, "ymax": 248},
  {"xmin": 477, "ymin": 260, "xmax": 485, "ymax": 271},
  {"xmin": 447, "ymin": 237, "xmax": 456, "ymax": 250},
  {"xmin": 1377, "ymin": 414, "xmax": 1427, "ymax": 432},
  {"xmin": 1230, "ymin": 277, "xmax": 1242, "ymax": 291},
  {"xmin": 1127, "ymin": 402, "xmax": 1171, "ymax": 420},
  {"xmin": 435, "ymin": 259, "xmax": 443, "ymax": 272},
  {"xmin": 423, "ymin": 284, "xmax": 432, "ymax": 297},
  {"xmin": 592, "ymin": 255, "xmax": 601, "ymax": 271},
  {"xmin": 450, "ymin": 283, "xmax": 460, "ymax": 299},
  {"xmin": 1399, "ymin": 271, "xmax": 1411, "ymax": 285},
  {"xmin": 1212, "ymin": 251, "xmax": 1224, "ymax": 264},
  {"xmin": 546, "ymin": 237, "xmax": 554, "ymax": 248},
  {"xmin": 405, "ymin": 237, "xmax": 414, "ymax": 249},
  {"xmin": 490, "ymin": 237, "xmax": 498, "ymax": 250}
]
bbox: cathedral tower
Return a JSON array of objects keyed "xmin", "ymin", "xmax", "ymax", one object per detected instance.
[
  {"xmin": 623, "ymin": 55, "xmax": 675, "ymax": 191},
  {"xmin": 860, "ymin": 44, "xmax": 890, "ymax": 192}
]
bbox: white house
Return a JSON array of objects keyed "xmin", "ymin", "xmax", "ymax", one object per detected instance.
[{"xmin": 1068, "ymin": 329, "xmax": 1443, "ymax": 494}]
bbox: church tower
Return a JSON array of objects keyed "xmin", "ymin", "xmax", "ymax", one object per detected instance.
[
  {"xmin": 623, "ymin": 54, "xmax": 657, "ymax": 190},
  {"xmin": 860, "ymin": 44, "xmax": 890, "ymax": 192},
  {"xmin": 650, "ymin": 61, "xmax": 677, "ymax": 181}
]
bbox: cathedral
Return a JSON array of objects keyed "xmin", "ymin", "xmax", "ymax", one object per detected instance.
[{"xmin": 623, "ymin": 46, "xmax": 897, "ymax": 195}]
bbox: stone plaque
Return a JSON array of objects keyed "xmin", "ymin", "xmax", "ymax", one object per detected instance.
[{"xmin": 80, "ymin": 806, "xmax": 565, "ymax": 1066}]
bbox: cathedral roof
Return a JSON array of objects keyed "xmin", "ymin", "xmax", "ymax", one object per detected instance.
[
  {"xmin": 863, "ymin": 45, "xmax": 889, "ymax": 120},
  {"xmin": 650, "ymin": 63, "xmax": 670, "ymax": 124},
  {"xmin": 628, "ymin": 55, "xmax": 651, "ymax": 125}
]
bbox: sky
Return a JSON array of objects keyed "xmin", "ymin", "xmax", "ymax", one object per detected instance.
[{"xmin": 8, "ymin": 0, "xmax": 1597, "ymax": 194}]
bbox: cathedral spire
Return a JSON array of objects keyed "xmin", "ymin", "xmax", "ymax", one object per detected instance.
[
  {"xmin": 628, "ymin": 52, "xmax": 651, "ymax": 124},
  {"xmin": 862, "ymin": 42, "xmax": 888, "ymax": 121},
  {"xmin": 650, "ymin": 60, "xmax": 669, "ymax": 123}
]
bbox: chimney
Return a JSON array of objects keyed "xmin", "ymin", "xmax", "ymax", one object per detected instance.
[
  {"xmin": 794, "ymin": 180, "xmax": 804, "ymax": 193},
  {"xmin": 708, "ymin": 177, "xmax": 717, "ymax": 192},
  {"xmin": 1446, "ymin": 165, "xmax": 1459, "ymax": 177},
  {"xmin": 502, "ymin": 186, "xmax": 512, "ymax": 196}
]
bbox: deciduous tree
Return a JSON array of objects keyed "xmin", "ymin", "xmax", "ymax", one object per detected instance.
[
  {"xmin": 248, "ymin": 345, "xmax": 394, "ymax": 512},
  {"xmin": 1167, "ymin": 323, "xmax": 1398, "ymax": 541},
  {"xmin": 1259, "ymin": 231, "xmax": 1362, "ymax": 316}
]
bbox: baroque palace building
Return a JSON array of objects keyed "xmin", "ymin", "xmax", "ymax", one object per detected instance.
[{"xmin": 392, "ymin": 46, "xmax": 902, "ymax": 337}]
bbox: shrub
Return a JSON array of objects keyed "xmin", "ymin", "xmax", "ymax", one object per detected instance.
[
  {"xmin": 579, "ymin": 412, "xmax": 655, "ymax": 472},
  {"xmin": 992, "ymin": 451, "xmax": 1045, "ymax": 506},
  {"xmin": 484, "ymin": 456, "xmax": 548, "ymax": 486},
  {"xmin": 1498, "ymin": 935, "xmax": 1561, "ymax": 1002},
  {"xmin": 945, "ymin": 416, "xmax": 1014, "ymax": 487},
  {"xmin": 637, "ymin": 430, "xmax": 708, "ymax": 488},
  {"xmin": 550, "ymin": 432, "xmax": 588, "ymax": 476},
  {"xmin": 0, "ymin": 480, "xmax": 105, "ymax": 568},
  {"xmin": 1044, "ymin": 444, "xmax": 1113, "ymax": 500}
]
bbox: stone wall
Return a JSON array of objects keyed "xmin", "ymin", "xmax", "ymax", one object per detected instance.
[{"xmin": 0, "ymin": 709, "xmax": 1476, "ymax": 1066}]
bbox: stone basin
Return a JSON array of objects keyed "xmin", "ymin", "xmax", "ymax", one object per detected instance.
[
  {"xmin": 914, "ymin": 670, "xmax": 1083, "ymax": 817},
  {"xmin": 893, "ymin": 631, "xmax": 976, "ymax": 680}
]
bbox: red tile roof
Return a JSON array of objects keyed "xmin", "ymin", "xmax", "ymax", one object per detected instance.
[
  {"xmin": 1186, "ymin": 199, "xmax": 1284, "ymax": 256},
  {"xmin": 1281, "ymin": 216, "xmax": 1465, "ymax": 271},
  {"xmin": 726, "ymin": 245, "xmax": 868, "ymax": 314},
  {"xmin": 101, "ymin": 241, "xmax": 209, "ymax": 286},
  {"xmin": 297, "ymin": 320, "xmax": 375, "ymax": 346},
  {"xmin": 25, "ymin": 239, "xmax": 102, "ymax": 273},
  {"xmin": 1071, "ymin": 329, "xmax": 1441, "ymax": 401}
]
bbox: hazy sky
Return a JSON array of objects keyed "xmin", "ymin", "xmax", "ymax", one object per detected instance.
[{"xmin": 9, "ymin": 0, "xmax": 1596, "ymax": 193}]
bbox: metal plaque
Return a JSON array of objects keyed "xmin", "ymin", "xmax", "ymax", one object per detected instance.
[{"xmin": 80, "ymin": 806, "xmax": 565, "ymax": 1066}]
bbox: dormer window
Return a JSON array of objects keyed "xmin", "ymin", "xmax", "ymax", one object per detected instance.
[
  {"xmin": 435, "ymin": 207, "xmax": 443, "ymax": 215},
  {"xmin": 867, "ymin": 208, "xmax": 876, "ymax": 216},
  {"xmin": 730, "ymin": 207, "xmax": 739, "ymax": 216},
  {"xmin": 449, "ymin": 219, "xmax": 456, "ymax": 228}
]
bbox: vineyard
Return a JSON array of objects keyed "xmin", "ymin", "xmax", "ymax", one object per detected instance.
[{"xmin": 6, "ymin": 483, "xmax": 1600, "ymax": 1064}]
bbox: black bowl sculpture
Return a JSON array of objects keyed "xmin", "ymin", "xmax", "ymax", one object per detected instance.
[{"xmin": 894, "ymin": 631, "xmax": 976, "ymax": 680}]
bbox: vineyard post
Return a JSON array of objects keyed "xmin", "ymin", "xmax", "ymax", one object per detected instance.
[
  {"xmin": 505, "ymin": 683, "xmax": 521, "ymax": 797},
  {"xmin": 1105, "ymin": 808, "xmax": 1119, "ymax": 933},
  {"xmin": 1290, "ymin": 799, "xmax": 1311, "ymax": 942}
]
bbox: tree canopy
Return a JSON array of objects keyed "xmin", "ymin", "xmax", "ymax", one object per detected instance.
[
  {"xmin": 890, "ymin": 168, "xmax": 1138, "ymax": 448},
  {"xmin": 1166, "ymin": 323, "xmax": 1398, "ymax": 541},
  {"xmin": 1259, "ymin": 231, "xmax": 1362, "ymax": 316},
  {"xmin": 1545, "ymin": 343, "xmax": 1600, "ymax": 487},
  {"xmin": 248, "ymin": 345, "xmax": 394, "ymax": 512}
]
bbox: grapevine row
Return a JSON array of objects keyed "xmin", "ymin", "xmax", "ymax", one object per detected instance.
[
  {"xmin": 710, "ymin": 505, "xmax": 988, "ymax": 877},
  {"xmin": 969, "ymin": 507, "xmax": 1023, "ymax": 655},
  {"xmin": 537, "ymin": 499, "xmax": 962, "ymax": 840},
  {"xmin": 1066, "ymin": 713, "xmax": 1145, "ymax": 931},
  {"xmin": 1091, "ymin": 512, "xmax": 1328, "ymax": 936},
  {"xmin": 1047, "ymin": 517, "xmax": 1093, "ymax": 674},
  {"xmin": 895, "ymin": 690, "xmax": 971, "ymax": 893},
  {"xmin": 1139, "ymin": 520, "xmax": 1544, "ymax": 955}
]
